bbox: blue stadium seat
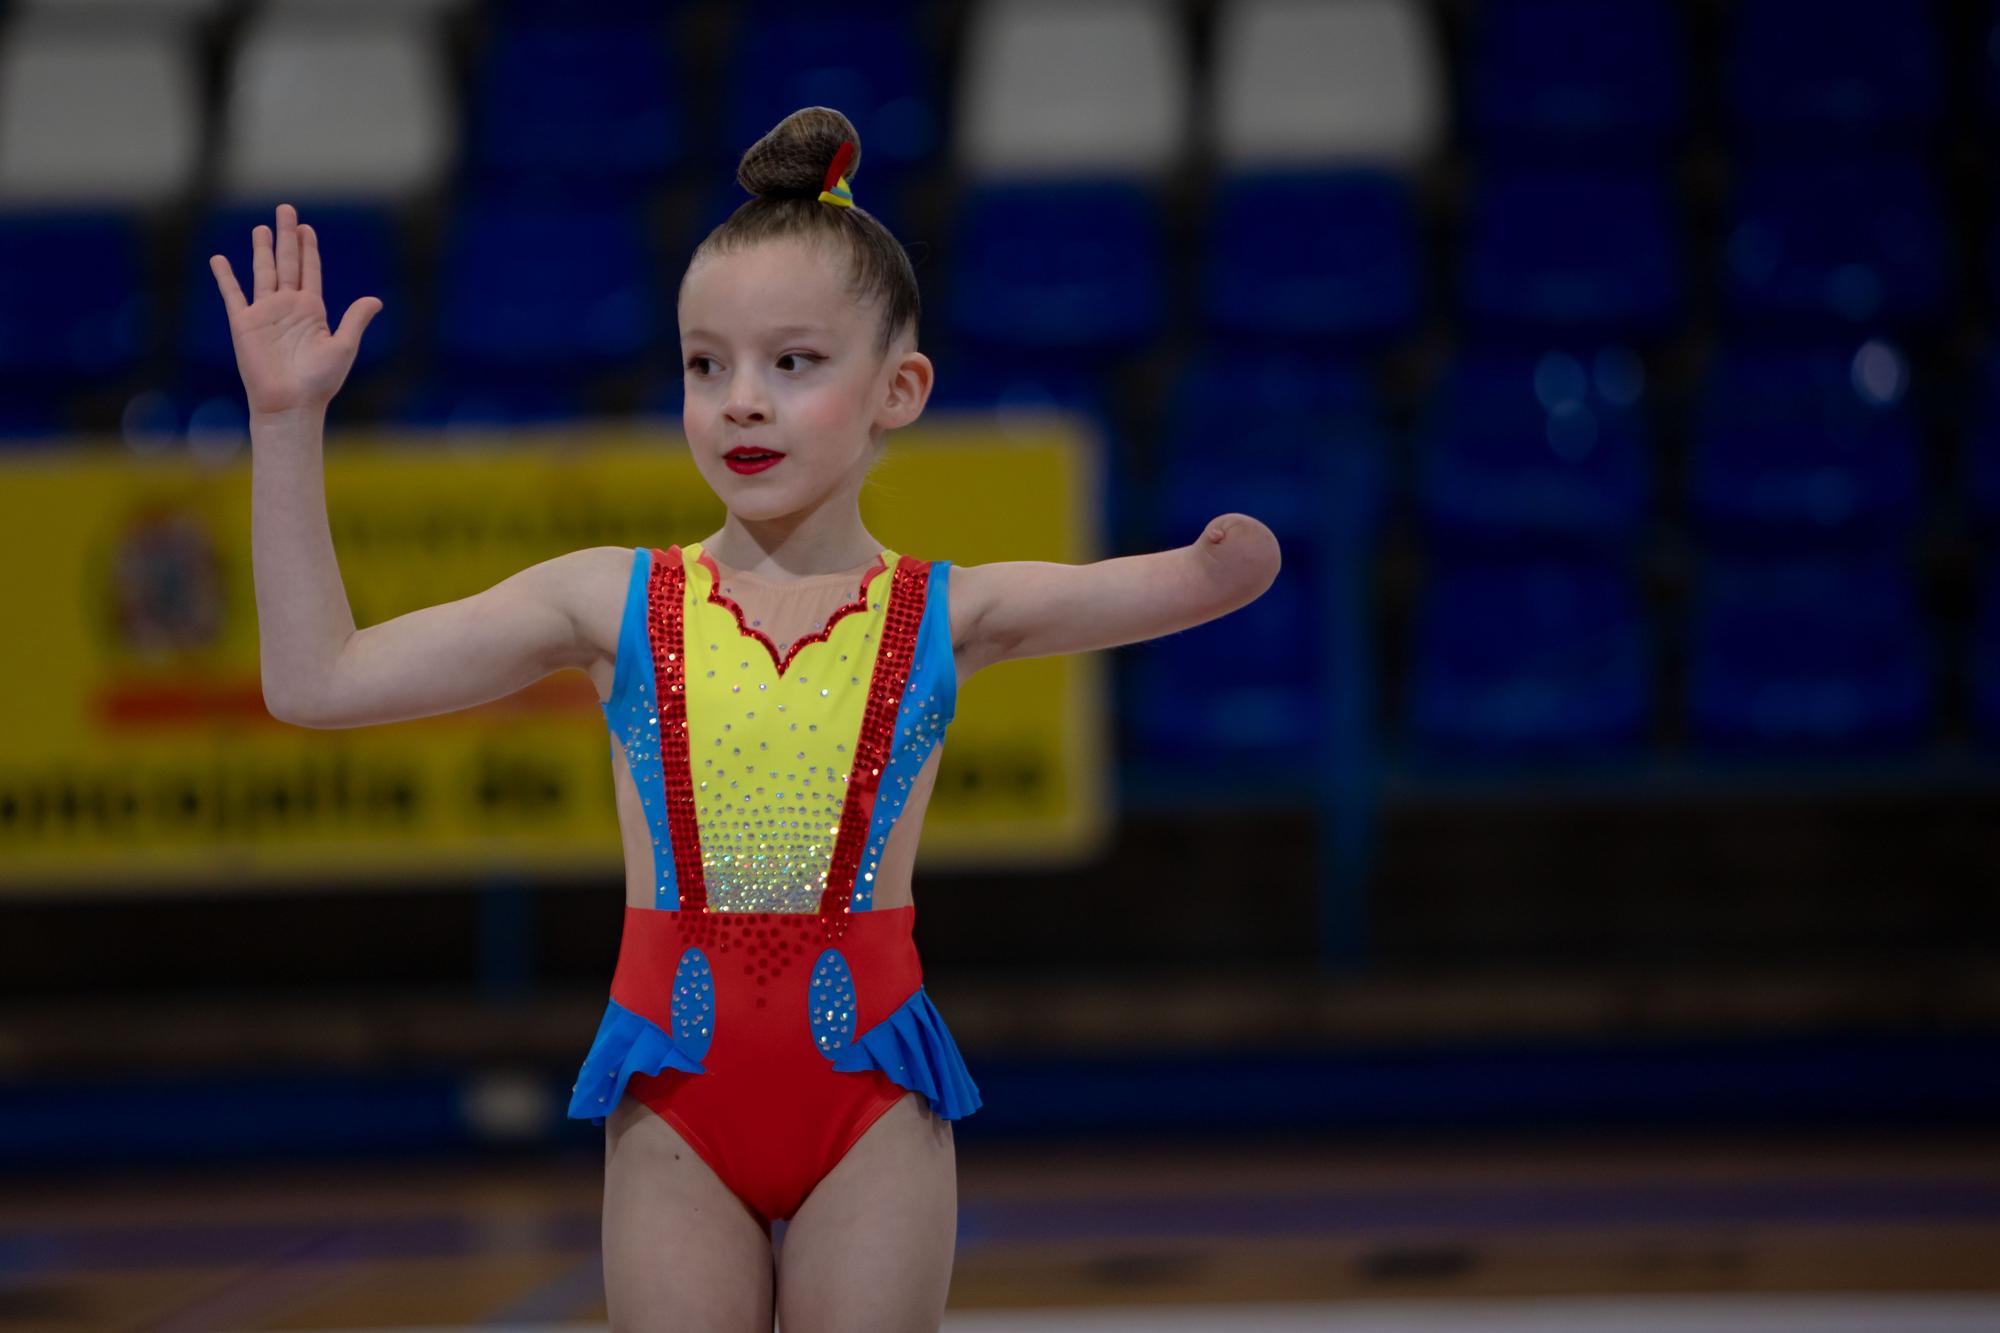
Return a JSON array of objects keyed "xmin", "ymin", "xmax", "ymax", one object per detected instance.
[
  {"xmin": 1689, "ymin": 554, "xmax": 1932, "ymax": 753},
  {"xmin": 1161, "ymin": 343, "xmax": 1383, "ymax": 473},
  {"xmin": 1976, "ymin": 553, "xmax": 2000, "ymax": 746},
  {"xmin": 1127, "ymin": 446, "xmax": 1381, "ymax": 765},
  {"xmin": 1408, "ymin": 559, "xmax": 1652, "ymax": 755},
  {"xmin": 1727, "ymin": 0, "xmax": 1942, "ymax": 145},
  {"xmin": 1460, "ymin": 167, "xmax": 1683, "ymax": 334},
  {"xmin": 1152, "ymin": 349, "xmax": 1388, "ymax": 611},
  {"xmin": 466, "ymin": 16, "xmax": 679, "ymax": 185},
  {"xmin": 1724, "ymin": 157, "xmax": 1947, "ymax": 328},
  {"xmin": 1167, "ymin": 344, "xmax": 1380, "ymax": 421},
  {"xmin": 435, "ymin": 197, "xmax": 659, "ymax": 375},
  {"xmin": 185, "ymin": 204, "xmax": 403, "ymax": 390},
  {"xmin": 1155, "ymin": 445, "xmax": 1383, "ymax": 557},
  {"xmin": 1415, "ymin": 346, "xmax": 1653, "ymax": 550},
  {"xmin": 1691, "ymin": 341, "xmax": 1923, "ymax": 546},
  {"xmin": 1468, "ymin": 0, "xmax": 1688, "ymax": 150},
  {"xmin": 1201, "ymin": 170, "xmax": 1420, "ymax": 343},
  {"xmin": 947, "ymin": 180, "xmax": 1164, "ymax": 353},
  {"xmin": 920, "ymin": 354, "xmax": 1106, "ymax": 418},
  {"xmin": 1125, "ymin": 537, "xmax": 1335, "ymax": 765},
  {"xmin": 492, "ymin": 0, "xmax": 668, "ymax": 15},
  {"xmin": 722, "ymin": 6, "xmax": 940, "ymax": 185},
  {"xmin": 0, "ymin": 211, "xmax": 147, "ymax": 382}
]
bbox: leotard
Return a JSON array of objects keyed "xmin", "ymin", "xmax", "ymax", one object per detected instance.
[{"xmin": 568, "ymin": 541, "xmax": 983, "ymax": 1227}]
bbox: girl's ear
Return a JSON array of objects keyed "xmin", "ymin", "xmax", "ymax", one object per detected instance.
[{"xmin": 877, "ymin": 350, "xmax": 933, "ymax": 431}]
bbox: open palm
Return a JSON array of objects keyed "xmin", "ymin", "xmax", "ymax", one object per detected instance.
[{"xmin": 210, "ymin": 203, "xmax": 382, "ymax": 417}]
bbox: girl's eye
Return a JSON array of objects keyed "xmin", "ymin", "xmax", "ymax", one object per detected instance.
[
  {"xmin": 685, "ymin": 355, "xmax": 714, "ymax": 375},
  {"xmin": 777, "ymin": 353, "xmax": 822, "ymax": 372}
]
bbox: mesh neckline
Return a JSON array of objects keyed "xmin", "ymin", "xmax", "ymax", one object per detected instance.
[{"xmin": 698, "ymin": 545, "xmax": 886, "ymax": 585}]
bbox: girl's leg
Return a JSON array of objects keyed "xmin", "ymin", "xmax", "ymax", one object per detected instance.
[
  {"xmin": 603, "ymin": 1094, "xmax": 776, "ymax": 1333},
  {"xmin": 774, "ymin": 1092, "xmax": 958, "ymax": 1333}
]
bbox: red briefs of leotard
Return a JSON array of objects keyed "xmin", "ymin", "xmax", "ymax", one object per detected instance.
[{"xmin": 612, "ymin": 902, "xmax": 928, "ymax": 1226}]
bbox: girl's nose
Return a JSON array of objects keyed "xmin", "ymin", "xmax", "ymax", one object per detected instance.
[{"xmin": 723, "ymin": 392, "xmax": 768, "ymax": 426}]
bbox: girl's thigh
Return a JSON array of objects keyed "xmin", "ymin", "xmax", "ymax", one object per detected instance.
[
  {"xmin": 603, "ymin": 1094, "xmax": 775, "ymax": 1333},
  {"xmin": 774, "ymin": 1092, "xmax": 958, "ymax": 1333}
]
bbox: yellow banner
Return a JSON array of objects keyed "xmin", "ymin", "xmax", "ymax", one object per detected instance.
[{"xmin": 0, "ymin": 415, "xmax": 1108, "ymax": 894}]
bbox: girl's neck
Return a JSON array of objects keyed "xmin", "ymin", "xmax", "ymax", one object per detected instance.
[{"xmin": 698, "ymin": 515, "xmax": 883, "ymax": 581}]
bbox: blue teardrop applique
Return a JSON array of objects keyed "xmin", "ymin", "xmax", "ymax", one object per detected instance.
[
  {"xmin": 671, "ymin": 947, "xmax": 715, "ymax": 1061},
  {"xmin": 807, "ymin": 949, "xmax": 858, "ymax": 1058}
]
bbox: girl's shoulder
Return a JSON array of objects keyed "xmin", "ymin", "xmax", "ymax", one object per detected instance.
[{"xmin": 569, "ymin": 545, "xmax": 646, "ymax": 676}]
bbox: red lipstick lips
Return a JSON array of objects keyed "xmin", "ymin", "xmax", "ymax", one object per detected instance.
[{"xmin": 723, "ymin": 447, "xmax": 786, "ymax": 474}]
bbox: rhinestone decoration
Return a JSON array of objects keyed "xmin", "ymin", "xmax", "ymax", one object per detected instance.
[
  {"xmin": 668, "ymin": 547, "xmax": 908, "ymax": 915},
  {"xmin": 669, "ymin": 947, "xmax": 715, "ymax": 1060},
  {"xmin": 649, "ymin": 547, "xmax": 707, "ymax": 912},
  {"xmin": 851, "ymin": 564, "xmax": 955, "ymax": 910},
  {"xmin": 851, "ymin": 710, "xmax": 949, "ymax": 910},
  {"xmin": 820, "ymin": 556, "xmax": 928, "ymax": 915},
  {"xmin": 807, "ymin": 948, "xmax": 858, "ymax": 1055},
  {"xmin": 663, "ymin": 906, "xmax": 868, "ymax": 981},
  {"xmin": 625, "ymin": 548, "xmax": 941, "ymax": 945}
]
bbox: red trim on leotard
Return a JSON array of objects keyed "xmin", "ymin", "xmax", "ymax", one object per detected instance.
[
  {"xmin": 651, "ymin": 545, "xmax": 708, "ymax": 913},
  {"xmin": 819, "ymin": 554, "xmax": 929, "ymax": 915}
]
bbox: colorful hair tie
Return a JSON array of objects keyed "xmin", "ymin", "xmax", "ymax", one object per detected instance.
[{"xmin": 818, "ymin": 139, "xmax": 856, "ymax": 208}]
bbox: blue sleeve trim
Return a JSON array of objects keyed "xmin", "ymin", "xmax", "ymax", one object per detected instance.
[
  {"xmin": 599, "ymin": 547, "xmax": 680, "ymax": 910},
  {"xmin": 606, "ymin": 546, "xmax": 650, "ymax": 717},
  {"xmin": 930, "ymin": 559, "xmax": 959, "ymax": 723}
]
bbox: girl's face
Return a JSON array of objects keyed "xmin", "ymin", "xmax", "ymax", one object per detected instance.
[{"xmin": 678, "ymin": 237, "xmax": 926, "ymax": 521}]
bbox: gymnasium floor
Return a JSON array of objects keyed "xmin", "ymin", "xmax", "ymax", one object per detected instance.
[{"xmin": 5, "ymin": 1130, "xmax": 1998, "ymax": 1332}]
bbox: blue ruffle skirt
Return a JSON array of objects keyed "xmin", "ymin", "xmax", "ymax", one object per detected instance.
[{"xmin": 568, "ymin": 984, "xmax": 982, "ymax": 1128}]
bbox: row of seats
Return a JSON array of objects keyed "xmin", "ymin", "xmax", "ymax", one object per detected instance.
[
  {"xmin": 1469, "ymin": 0, "xmax": 1989, "ymax": 151},
  {"xmin": 923, "ymin": 337, "xmax": 1980, "ymax": 553},
  {"xmin": 0, "ymin": 0, "xmax": 1402, "ymax": 205},
  {"xmin": 0, "ymin": 150, "xmax": 1980, "ymax": 401},
  {"xmin": 8, "ymin": 0, "xmax": 2000, "ymax": 208},
  {"xmin": 1130, "ymin": 546, "xmax": 2000, "ymax": 759},
  {"xmin": 3, "ymin": 0, "xmax": 1990, "ymax": 431},
  {"xmin": 12, "ymin": 288, "xmax": 1998, "ymax": 557},
  {"xmin": 1126, "ymin": 320, "xmax": 1994, "ymax": 762},
  {"xmin": 1278, "ymin": 340, "xmax": 1949, "ymax": 549}
]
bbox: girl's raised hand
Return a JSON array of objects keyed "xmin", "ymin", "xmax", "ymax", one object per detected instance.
[{"xmin": 209, "ymin": 203, "xmax": 383, "ymax": 418}]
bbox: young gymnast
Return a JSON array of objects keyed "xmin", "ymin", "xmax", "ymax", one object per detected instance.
[{"xmin": 211, "ymin": 106, "xmax": 1279, "ymax": 1333}]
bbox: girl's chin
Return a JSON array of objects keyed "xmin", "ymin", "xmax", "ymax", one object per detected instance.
[{"xmin": 720, "ymin": 492, "xmax": 810, "ymax": 521}]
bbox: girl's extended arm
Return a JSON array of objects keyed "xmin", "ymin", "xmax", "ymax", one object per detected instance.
[
  {"xmin": 954, "ymin": 512, "xmax": 1281, "ymax": 668},
  {"xmin": 214, "ymin": 204, "xmax": 618, "ymax": 729},
  {"xmin": 252, "ymin": 413, "xmax": 620, "ymax": 728}
]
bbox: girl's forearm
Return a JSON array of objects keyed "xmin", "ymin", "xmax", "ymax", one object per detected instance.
[{"xmin": 249, "ymin": 404, "xmax": 356, "ymax": 721}]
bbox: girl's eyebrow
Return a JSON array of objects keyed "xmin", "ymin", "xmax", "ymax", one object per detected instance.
[{"xmin": 682, "ymin": 323, "xmax": 830, "ymax": 341}]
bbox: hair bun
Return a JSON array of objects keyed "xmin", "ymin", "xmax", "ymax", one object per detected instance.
[{"xmin": 737, "ymin": 106, "xmax": 863, "ymax": 198}]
